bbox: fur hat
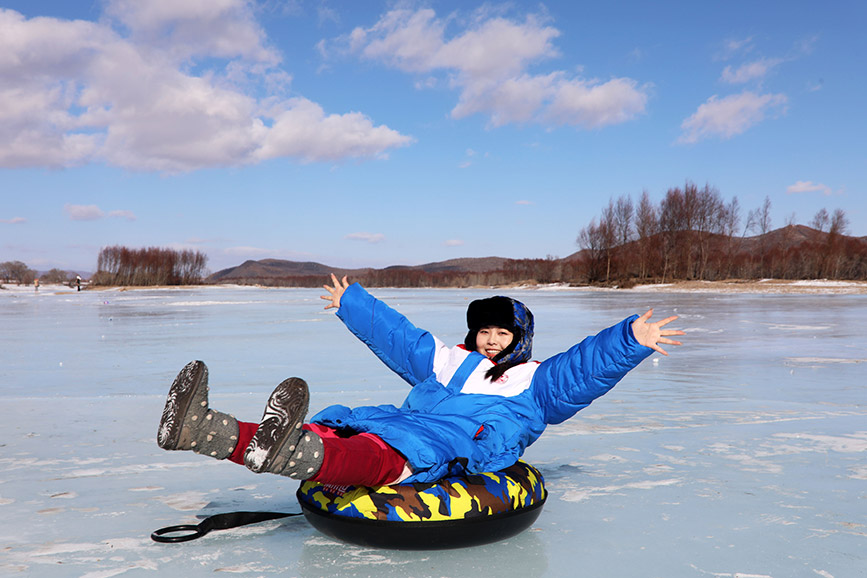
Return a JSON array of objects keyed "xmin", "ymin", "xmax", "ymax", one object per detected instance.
[{"xmin": 464, "ymin": 296, "xmax": 534, "ymax": 364}]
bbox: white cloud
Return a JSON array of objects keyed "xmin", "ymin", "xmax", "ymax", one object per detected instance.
[
  {"xmin": 444, "ymin": 239, "xmax": 464, "ymax": 247},
  {"xmin": 108, "ymin": 210, "xmax": 137, "ymax": 221},
  {"xmin": 414, "ymin": 76, "xmax": 438, "ymax": 90},
  {"xmin": 64, "ymin": 204, "xmax": 105, "ymax": 221},
  {"xmin": 64, "ymin": 204, "xmax": 136, "ymax": 221},
  {"xmin": 345, "ymin": 232, "xmax": 385, "ymax": 243},
  {"xmin": 256, "ymin": 98, "xmax": 412, "ymax": 163},
  {"xmin": 628, "ymin": 47, "xmax": 645, "ymax": 63},
  {"xmin": 453, "ymin": 71, "xmax": 559, "ymax": 126},
  {"xmin": 350, "ymin": 8, "xmax": 450, "ymax": 73},
  {"xmin": 797, "ymin": 34, "xmax": 820, "ymax": 56},
  {"xmin": 787, "ymin": 181, "xmax": 832, "ymax": 196},
  {"xmin": 716, "ymin": 36, "xmax": 754, "ymax": 61},
  {"xmin": 1, "ymin": 217, "xmax": 27, "ymax": 224},
  {"xmin": 515, "ymin": 200, "xmax": 534, "ymax": 205},
  {"xmin": 458, "ymin": 148, "xmax": 477, "ymax": 168},
  {"xmin": 546, "ymin": 76, "xmax": 649, "ymax": 129},
  {"xmin": 104, "ymin": 0, "xmax": 279, "ymax": 64},
  {"xmin": 721, "ymin": 58, "xmax": 784, "ymax": 84},
  {"xmin": 317, "ymin": 3, "xmax": 340, "ymax": 27},
  {"xmin": 0, "ymin": 3, "xmax": 411, "ymax": 171},
  {"xmin": 337, "ymin": 7, "xmax": 648, "ymax": 129},
  {"xmin": 678, "ymin": 91, "xmax": 787, "ymax": 144}
]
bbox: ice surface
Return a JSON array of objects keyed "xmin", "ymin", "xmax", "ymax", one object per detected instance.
[{"xmin": 1, "ymin": 284, "xmax": 865, "ymax": 577}]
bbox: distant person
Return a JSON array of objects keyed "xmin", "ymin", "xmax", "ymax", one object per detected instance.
[
  {"xmin": 34, "ymin": 278, "xmax": 39, "ymax": 292},
  {"xmin": 76, "ymin": 275, "xmax": 81, "ymax": 291},
  {"xmin": 158, "ymin": 275, "xmax": 684, "ymax": 487}
]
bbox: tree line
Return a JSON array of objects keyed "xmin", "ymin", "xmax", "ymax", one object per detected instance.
[
  {"xmin": 0, "ymin": 261, "xmax": 80, "ymax": 287},
  {"xmin": 92, "ymin": 246, "xmax": 209, "ymax": 286},
  {"xmin": 574, "ymin": 181, "xmax": 865, "ymax": 285}
]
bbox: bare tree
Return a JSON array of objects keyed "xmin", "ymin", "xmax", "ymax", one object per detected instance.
[
  {"xmin": 811, "ymin": 208, "xmax": 830, "ymax": 232},
  {"xmin": 577, "ymin": 216, "xmax": 615, "ymax": 283},
  {"xmin": 721, "ymin": 196, "xmax": 741, "ymax": 278},
  {"xmin": 41, "ymin": 269, "xmax": 72, "ymax": 284},
  {"xmin": 747, "ymin": 196, "xmax": 772, "ymax": 277},
  {"xmin": 755, "ymin": 196, "xmax": 773, "ymax": 235},
  {"xmin": 829, "ymin": 209, "xmax": 848, "ymax": 236},
  {"xmin": 693, "ymin": 183, "xmax": 724, "ymax": 279},
  {"xmin": 634, "ymin": 190, "xmax": 658, "ymax": 280},
  {"xmin": 610, "ymin": 194, "xmax": 635, "ymax": 278},
  {"xmin": 826, "ymin": 209, "xmax": 850, "ymax": 279},
  {"xmin": 658, "ymin": 186, "xmax": 688, "ymax": 281},
  {"xmin": 600, "ymin": 201, "xmax": 618, "ymax": 282},
  {"xmin": 612, "ymin": 194, "xmax": 635, "ymax": 246},
  {"xmin": 722, "ymin": 196, "xmax": 741, "ymax": 237},
  {"xmin": 0, "ymin": 261, "xmax": 36, "ymax": 285}
]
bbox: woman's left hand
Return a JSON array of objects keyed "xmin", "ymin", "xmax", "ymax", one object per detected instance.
[
  {"xmin": 321, "ymin": 274, "xmax": 350, "ymax": 309},
  {"xmin": 631, "ymin": 309, "xmax": 685, "ymax": 356}
]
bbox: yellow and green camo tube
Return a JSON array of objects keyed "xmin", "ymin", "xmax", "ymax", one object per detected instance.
[{"xmin": 297, "ymin": 460, "xmax": 547, "ymax": 549}]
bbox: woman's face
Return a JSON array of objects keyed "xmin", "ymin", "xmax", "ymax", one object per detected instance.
[{"xmin": 475, "ymin": 326, "xmax": 514, "ymax": 359}]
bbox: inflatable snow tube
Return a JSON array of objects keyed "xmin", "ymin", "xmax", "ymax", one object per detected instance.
[{"xmin": 296, "ymin": 460, "xmax": 546, "ymax": 550}]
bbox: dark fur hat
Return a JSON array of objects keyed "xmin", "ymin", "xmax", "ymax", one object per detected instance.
[
  {"xmin": 464, "ymin": 296, "xmax": 534, "ymax": 365},
  {"xmin": 466, "ymin": 296, "xmax": 520, "ymax": 332}
]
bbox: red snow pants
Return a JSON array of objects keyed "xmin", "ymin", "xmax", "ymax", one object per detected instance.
[{"xmin": 228, "ymin": 421, "xmax": 407, "ymax": 487}]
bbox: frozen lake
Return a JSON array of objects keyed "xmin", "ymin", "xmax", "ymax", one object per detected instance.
[{"xmin": 1, "ymin": 283, "xmax": 865, "ymax": 577}]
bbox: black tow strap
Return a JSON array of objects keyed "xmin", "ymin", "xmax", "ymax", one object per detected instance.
[{"xmin": 151, "ymin": 511, "xmax": 302, "ymax": 543}]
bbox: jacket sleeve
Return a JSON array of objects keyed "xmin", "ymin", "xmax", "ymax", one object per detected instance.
[
  {"xmin": 531, "ymin": 315, "xmax": 653, "ymax": 425},
  {"xmin": 336, "ymin": 283, "xmax": 437, "ymax": 386}
]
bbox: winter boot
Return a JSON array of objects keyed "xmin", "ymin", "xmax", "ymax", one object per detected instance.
[
  {"xmin": 157, "ymin": 360, "xmax": 239, "ymax": 460},
  {"xmin": 244, "ymin": 377, "xmax": 324, "ymax": 479}
]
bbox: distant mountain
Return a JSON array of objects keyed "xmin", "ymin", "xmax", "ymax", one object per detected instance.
[
  {"xmin": 207, "ymin": 256, "xmax": 511, "ymax": 285},
  {"xmin": 207, "ymin": 259, "xmax": 370, "ymax": 283},
  {"xmin": 207, "ymin": 225, "xmax": 867, "ymax": 287},
  {"xmin": 388, "ymin": 257, "xmax": 510, "ymax": 274},
  {"xmin": 734, "ymin": 223, "xmax": 820, "ymax": 248}
]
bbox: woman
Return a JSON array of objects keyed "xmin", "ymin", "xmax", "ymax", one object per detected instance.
[{"xmin": 158, "ymin": 275, "xmax": 683, "ymax": 486}]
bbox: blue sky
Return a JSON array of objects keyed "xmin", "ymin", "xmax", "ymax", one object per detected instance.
[{"xmin": 1, "ymin": 0, "xmax": 864, "ymax": 273}]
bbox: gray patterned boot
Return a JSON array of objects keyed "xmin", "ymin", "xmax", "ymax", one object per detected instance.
[
  {"xmin": 244, "ymin": 377, "xmax": 324, "ymax": 479},
  {"xmin": 157, "ymin": 360, "xmax": 239, "ymax": 460}
]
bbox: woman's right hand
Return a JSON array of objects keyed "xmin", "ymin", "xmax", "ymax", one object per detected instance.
[{"xmin": 321, "ymin": 274, "xmax": 350, "ymax": 309}]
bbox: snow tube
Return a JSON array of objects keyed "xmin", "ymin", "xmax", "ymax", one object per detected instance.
[{"xmin": 296, "ymin": 460, "xmax": 546, "ymax": 550}]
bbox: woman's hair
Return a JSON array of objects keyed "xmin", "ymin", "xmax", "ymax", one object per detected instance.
[{"xmin": 464, "ymin": 296, "xmax": 534, "ymax": 382}]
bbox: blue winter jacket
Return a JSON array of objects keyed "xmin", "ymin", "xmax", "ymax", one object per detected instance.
[{"xmin": 310, "ymin": 283, "xmax": 653, "ymax": 483}]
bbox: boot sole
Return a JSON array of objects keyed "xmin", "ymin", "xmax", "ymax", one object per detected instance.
[
  {"xmin": 158, "ymin": 361, "xmax": 207, "ymax": 450},
  {"xmin": 244, "ymin": 377, "xmax": 309, "ymax": 473}
]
